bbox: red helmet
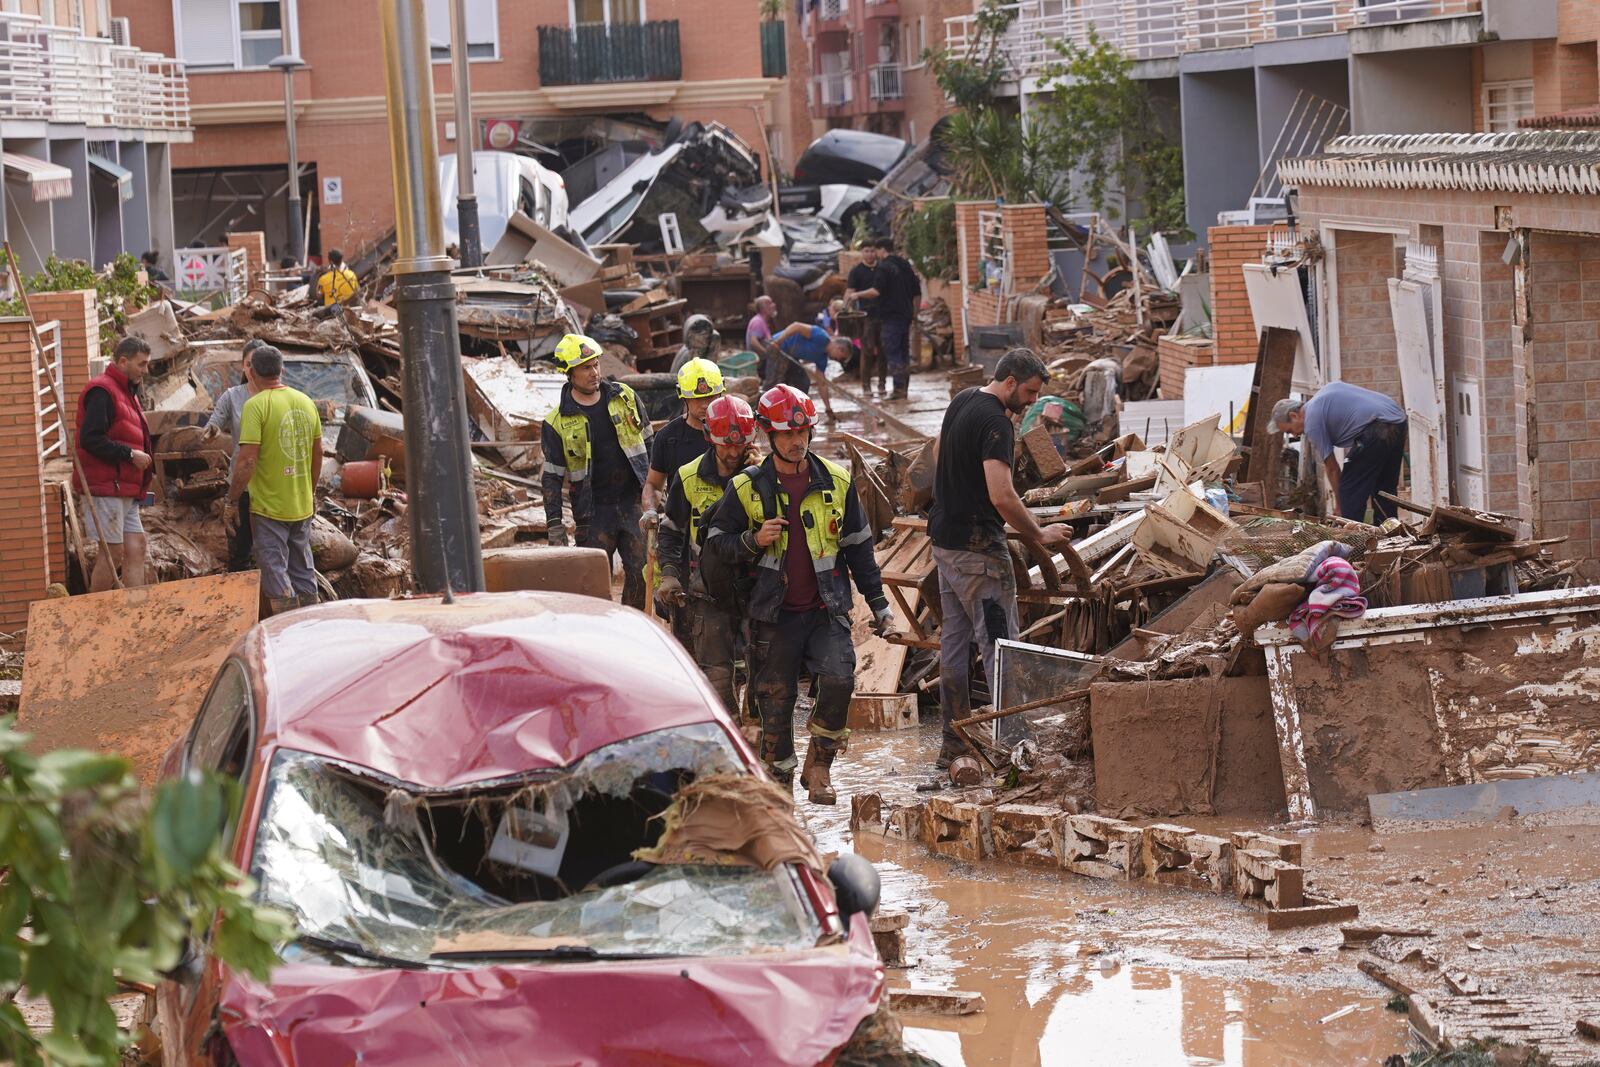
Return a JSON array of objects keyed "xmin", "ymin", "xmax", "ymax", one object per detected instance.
[
  {"xmin": 704, "ymin": 394, "xmax": 756, "ymax": 446},
  {"xmin": 756, "ymin": 384, "xmax": 817, "ymax": 432}
]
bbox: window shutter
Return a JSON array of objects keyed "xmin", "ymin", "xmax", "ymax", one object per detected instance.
[{"xmin": 178, "ymin": 0, "xmax": 236, "ymax": 67}]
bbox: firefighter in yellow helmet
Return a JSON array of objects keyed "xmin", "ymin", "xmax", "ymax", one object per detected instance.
[{"xmin": 540, "ymin": 333, "xmax": 655, "ymax": 609}]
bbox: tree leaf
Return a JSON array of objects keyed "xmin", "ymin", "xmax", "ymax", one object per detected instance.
[{"xmin": 33, "ymin": 751, "xmax": 130, "ymax": 795}]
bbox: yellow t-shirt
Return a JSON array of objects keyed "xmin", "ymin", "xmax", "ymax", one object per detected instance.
[
  {"xmin": 239, "ymin": 386, "xmax": 322, "ymax": 522},
  {"xmin": 318, "ymin": 265, "xmax": 358, "ymax": 306}
]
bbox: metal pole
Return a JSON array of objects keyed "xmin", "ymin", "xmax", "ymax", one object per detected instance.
[
  {"xmin": 449, "ymin": 0, "xmax": 481, "ymax": 267},
  {"xmin": 379, "ymin": 0, "xmax": 485, "ymax": 594},
  {"xmin": 282, "ymin": 67, "xmax": 304, "ymax": 263}
]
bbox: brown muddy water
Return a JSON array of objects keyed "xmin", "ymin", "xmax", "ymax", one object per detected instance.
[{"xmin": 803, "ymin": 724, "xmax": 1418, "ymax": 1067}]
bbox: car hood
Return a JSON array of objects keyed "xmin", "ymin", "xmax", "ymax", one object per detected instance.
[{"xmin": 220, "ymin": 920, "xmax": 883, "ymax": 1067}]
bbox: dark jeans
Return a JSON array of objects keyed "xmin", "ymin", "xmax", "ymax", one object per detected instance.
[
  {"xmin": 880, "ymin": 316, "xmax": 911, "ymax": 392},
  {"xmin": 760, "ymin": 345, "xmax": 809, "ymax": 392},
  {"xmin": 934, "ymin": 543, "xmax": 1018, "ymax": 751},
  {"xmin": 749, "ymin": 607, "xmax": 856, "ymax": 773},
  {"xmin": 578, "ymin": 498, "xmax": 646, "ymax": 610},
  {"xmin": 1338, "ymin": 418, "xmax": 1407, "ymax": 522},
  {"xmin": 227, "ymin": 489, "xmax": 254, "ymax": 572},
  {"xmin": 860, "ymin": 316, "xmax": 884, "ymax": 389},
  {"xmin": 689, "ymin": 596, "xmax": 741, "ymax": 716}
]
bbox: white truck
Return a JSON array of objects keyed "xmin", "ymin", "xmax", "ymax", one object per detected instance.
[{"xmin": 439, "ymin": 151, "xmax": 572, "ymax": 253}]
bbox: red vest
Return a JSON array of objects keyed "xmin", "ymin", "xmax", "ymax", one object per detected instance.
[{"xmin": 75, "ymin": 365, "xmax": 152, "ymax": 498}]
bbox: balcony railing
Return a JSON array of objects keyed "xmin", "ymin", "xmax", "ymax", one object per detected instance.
[
  {"xmin": 944, "ymin": 0, "xmax": 1480, "ymax": 80},
  {"xmin": 538, "ymin": 20, "xmax": 683, "ymax": 86},
  {"xmin": 813, "ymin": 70, "xmax": 853, "ymax": 108},
  {"xmin": 819, "ymin": 0, "xmax": 847, "ymax": 20},
  {"xmin": 0, "ymin": 13, "xmax": 188, "ymax": 129},
  {"xmin": 869, "ymin": 63, "xmax": 903, "ymax": 100}
]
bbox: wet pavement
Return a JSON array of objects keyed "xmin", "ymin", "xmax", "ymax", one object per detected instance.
[{"xmin": 801, "ymin": 724, "xmax": 1418, "ymax": 1067}]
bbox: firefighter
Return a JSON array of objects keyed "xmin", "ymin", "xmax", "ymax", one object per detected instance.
[
  {"xmin": 541, "ymin": 332, "xmax": 655, "ymax": 609},
  {"xmin": 704, "ymin": 384, "xmax": 896, "ymax": 804},
  {"xmin": 656, "ymin": 394, "xmax": 760, "ymax": 715}
]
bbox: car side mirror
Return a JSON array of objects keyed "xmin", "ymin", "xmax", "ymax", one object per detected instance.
[{"xmin": 827, "ymin": 853, "xmax": 880, "ymax": 922}]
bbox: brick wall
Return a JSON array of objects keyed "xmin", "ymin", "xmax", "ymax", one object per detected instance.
[
  {"xmin": 954, "ymin": 199, "xmax": 997, "ymax": 356},
  {"xmin": 1000, "ymin": 204, "xmax": 1050, "ymax": 290},
  {"xmin": 26, "ymin": 289, "xmax": 98, "ymax": 443},
  {"xmin": 1207, "ymin": 225, "xmax": 1272, "ymax": 366},
  {"xmin": 226, "ymin": 232, "xmax": 267, "ymax": 289},
  {"xmin": 1332, "ymin": 229, "xmax": 1403, "ymax": 405},
  {"xmin": 1157, "ymin": 336, "xmax": 1217, "ymax": 400},
  {"xmin": 0, "ymin": 317, "xmax": 50, "ymax": 632}
]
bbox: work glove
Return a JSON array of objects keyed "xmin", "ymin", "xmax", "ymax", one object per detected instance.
[
  {"xmin": 870, "ymin": 604, "xmax": 898, "ymax": 638},
  {"xmin": 639, "ymin": 508, "xmax": 660, "ymax": 531},
  {"xmin": 657, "ymin": 573, "xmax": 687, "ymax": 607},
  {"xmin": 547, "ymin": 525, "xmax": 569, "ymax": 547}
]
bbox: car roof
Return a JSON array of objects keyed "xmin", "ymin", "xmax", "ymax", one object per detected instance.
[{"xmin": 242, "ymin": 592, "xmax": 728, "ymax": 789}]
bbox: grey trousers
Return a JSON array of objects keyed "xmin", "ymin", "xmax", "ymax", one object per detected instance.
[
  {"xmin": 934, "ymin": 543, "xmax": 1019, "ymax": 749},
  {"xmin": 252, "ymin": 514, "xmax": 318, "ymax": 599}
]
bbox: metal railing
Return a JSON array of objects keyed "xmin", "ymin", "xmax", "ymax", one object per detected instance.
[
  {"xmin": 944, "ymin": 0, "xmax": 1480, "ymax": 79},
  {"xmin": 538, "ymin": 20, "xmax": 683, "ymax": 85},
  {"xmin": 0, "ymin": 13, "xmax": 188, "ymax": 128},
  {"xmin": 174, "ymin": 247, "xmax": 248, "ymax": 307},
  {"xmin": 819, "ymin": 0, "xmax": 847, "ymax": 20},
  {"xmin": 814, "ymin": 70, "xmax": 853, "ymax": 107},
  {"xmin": 35, "ymin": 319, "xmax": 64, "ymax": 461},
  {"xmin": 868, "ymin": 63, "xmax": 903, "ymax": 100}
]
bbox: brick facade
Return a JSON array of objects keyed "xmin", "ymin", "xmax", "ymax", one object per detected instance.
[
  {"xmin": 0, "ymin": 317, "xmax": 51, "ymax": 631},
  {"xmin": 1331, "ymin": 229, "xmax": 1403, "ymax": 405},
  {"xmin": 1157, "ymin": 336, "xmax": 1217, "ymax": 400},
  {"xmin": 226, "ymin": 232, "xmax": 268, "ymax": 289},
  {"xmin": 1207, "ymin": 225, "xmax": 1273, "ymax": 366}
]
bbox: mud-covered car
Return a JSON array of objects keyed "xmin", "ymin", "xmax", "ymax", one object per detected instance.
[{"xmin": 156, "ymin": 593, "xmax": 884, "ymax": 1067}]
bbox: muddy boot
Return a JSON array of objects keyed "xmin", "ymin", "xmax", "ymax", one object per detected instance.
[
  {"xmin": 265, "ymin": 595, "xmax": 299, "ymax": 618},
  {"xmin": 296, "ymin": 592, "xmax": 320, "ymax": 609},
  {"xmin": 935, "ymin": 742, "xmax": 963, "ymax": 771},
  {"xmin": 888, "ymin": 386, "xmax": 909, "ymax": 401},
  {"xmin": 800, "ymin": 742, "xmax": 838, "ymax": 805}
]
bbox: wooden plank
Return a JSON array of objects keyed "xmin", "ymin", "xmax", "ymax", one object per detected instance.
[
  {"xmin": 888, "ymin": 988, "xmax": 986, "ymax": 1016},
  {"xmin": 1240, "ymin": 326, "xmax": 1298, "ymax": 488}
]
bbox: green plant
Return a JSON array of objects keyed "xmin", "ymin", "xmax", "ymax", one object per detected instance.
[
  {"xmin": 897, "ymin": 198, "xmax": 958, "ymax": 281},
  {"xmin": 0, "ymin": 717, "xmax": 290, "ymax": 1066},
  {"xmin": 926, "ymin": 0, "xmax": 1015, "ymax": 112},
  {"xmin": 759, "ymin": 0, "xmax": 783, "ymax": 19},
  {"xmin": 0, "ymin": 253, "xmax": 159, "ymax": 347}
]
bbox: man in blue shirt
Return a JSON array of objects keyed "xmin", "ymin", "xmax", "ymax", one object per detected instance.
[
  {"xmin": 1272, "ymin": 382, "xmax": 1408, "ymax": 521},
  {"xmin": 773, "ymin": 321, "xmax": 845, "ymax": 421}
]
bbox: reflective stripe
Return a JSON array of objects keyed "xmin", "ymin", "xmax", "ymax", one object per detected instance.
[
  {"xmin": 838, "ymin": 527, "xmax": 872, "ymax": 548},
  {"xmin": 544, "ymin": 461, "xmax": 567, "ymax": 478},
  {"xmin": 812, "ymin": 554, "xmax": 836, "ymax": 573},
  {"xmin": 807, "ymin": 720, "xmax": 850, "ymax": 743},
  {"xmin": 756, "ymin": 555, "xmax": 782, "ymax": 570},
  {"xmin": 622, "ymin": 441, "xmax": 648, "ymax": 458},
  {"xmin": 569, "ymin": 469, "xmax": 590, "ymax": 482}
]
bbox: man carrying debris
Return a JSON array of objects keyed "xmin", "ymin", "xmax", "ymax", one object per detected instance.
[
  {"xmin": 316, "ymin": 249, "xmax": 359, "ymax": 307},
  {"xmin": 75, "ymin": 336, "xmax": 155, "ymax": 591},
  {"xmin": 843, "ymin": 242, "xmax": 885, "ymax": 395},
  {"xmin": 929, "ymin": 349, "xmax": 1073, "ymax": 769},
  {"xmin": 657, "ymin": 394, "xmax": 761, "ymax": 714},
  {"xmin": 704, "ymin": 383, "xmax": 896, "ymax": 804},
  {"xmin": 542, "ymin": 332, "xmax": 656, "ymax": 610},
  {"xmin": 204, "ymin": 338, "xmax": 267, "ymax": 571},
  {"xmin": 671, "ymin": 313, "xmax": 722, "ymax": 375},
  {"xmin": 770, "ymin": 321, "xmax": 843, "ymax": 422},
  {"xmin": 226, "ymin": 345, "xmax": 324, "ymax": 616},
  {"xmin": 1271, "ymin": 383, "xmax": 1408, "ymax": 522}
]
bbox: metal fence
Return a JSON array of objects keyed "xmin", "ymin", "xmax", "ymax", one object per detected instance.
[
  {"xmin": 868, "ymin": 63, "xmax": 903, "ymax": 100},
  {"xmin": 34, "ymin": 319, "xmax": 64, "ymax": 461}
]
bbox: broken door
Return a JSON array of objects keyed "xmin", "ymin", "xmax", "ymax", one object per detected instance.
[
  {"xmin": 1387, "ymin": 244, "xmax": 1448, "ymax": 507},
  {"xmin": 1243, "ymin": 263, "xmax": 1321, "ymax": 393}
]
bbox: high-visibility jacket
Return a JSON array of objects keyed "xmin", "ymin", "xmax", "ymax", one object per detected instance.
[
  {"xmin": 317, "ymin": 265, "xmax": 359, "ymax": 306},
  {"xmin": 74, "ymin": 365, "xmax": 152, "ymax": 498},
  {"xmin": 658, "ymin": 449, "xmax": 727, "ymax": 584},
  {"xmin": 540, "ymin": 379, "xmax": 653, "ymax": 528},
  {"xmin": 703, "ymin": 452, "xmax": 886, "ymax": 624}
]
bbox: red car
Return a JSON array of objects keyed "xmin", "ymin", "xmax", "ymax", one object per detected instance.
[{"xmin": 156, "ymin": 592, "xmax": 884, "ymax": 1066}]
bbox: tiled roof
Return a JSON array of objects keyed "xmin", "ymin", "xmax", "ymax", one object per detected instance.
[
  {"xmin": 1277, "ymin": 132, "xmax": 1600, "ymax": 195},
  {"xmin": 1519, "ymin": 107, "xmax": 1600, "ymax": 129}
]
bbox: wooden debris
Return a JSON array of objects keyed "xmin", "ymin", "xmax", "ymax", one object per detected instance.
[{"xmin": 888, "ymin": 988, "xmax": 986, "ymax": 1016}]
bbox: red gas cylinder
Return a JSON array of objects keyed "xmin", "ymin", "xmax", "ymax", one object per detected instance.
[{"xmin": 340, "ymin": 460, "xmax": 383, "ymax": 499}]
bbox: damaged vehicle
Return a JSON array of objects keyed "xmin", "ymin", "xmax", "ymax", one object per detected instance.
[
  {"xmin": 192, "ymin": 347, "xmax": 379, "ymax": 451},
  {"xmin": 156, "ymin": 593, "xmax": 884, "ymax": 1067}
]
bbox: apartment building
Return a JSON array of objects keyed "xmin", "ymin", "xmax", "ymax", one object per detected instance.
[
  {"xmin": 114, "ymin": 0, "xmax": 788, "ymax": 261},
  {"xmin": 940, "ymin": 0, "xmax": 1568, "ymax": 238},
  {"xmin": 0, "ymin": 1, "xmax": 190, "ymax": 274}
]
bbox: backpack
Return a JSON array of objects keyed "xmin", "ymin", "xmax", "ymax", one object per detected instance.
[{"xmin": 697, "ymin": 465, "xmax": 773, "ymax": 608}]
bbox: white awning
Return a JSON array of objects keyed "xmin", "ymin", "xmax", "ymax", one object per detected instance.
[
  {"xmin": 88, "ymin": 153, "xmax": 134, "ymax": 203},
  {"xmin": 3, "ymin": 152, "xmax": 73, "ymax": 202}
]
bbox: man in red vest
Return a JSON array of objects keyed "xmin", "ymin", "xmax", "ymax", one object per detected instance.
[{"xmin": 75, "ymin": 336, "xmax": 154, "ymax": 591}]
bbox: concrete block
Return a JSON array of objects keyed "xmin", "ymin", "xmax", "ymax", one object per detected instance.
[
  {"xmin": 1145, "ymin": 823, "xmax": 1233, "ymax": 893},
  {"xmin": 926, "ymin": 796, "xmax": 991, "ymax": 863},
  {"xmin": 1022, "ymin": 422, "xmax": 1067, "ymax": 482},
  {"xmin": 886, "ymin": 802, "xmax": 929, "ymax": 841},
  {"xmin": 1055, "ymin": 814, "xmax": 1146, "ymax": 880},
  {"xmin": 990, "ymin": 804, "xmax": 1059, "ymax": 868},
  {"xmin": 1229, "ymin": 830, "xmax": 1303, "ymax": 864},
  {"xmin": 1235, "ymin": 848, "xmax": 1306, "ymax": 910}
]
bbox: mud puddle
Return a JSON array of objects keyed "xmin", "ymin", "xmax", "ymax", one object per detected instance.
[{"xmin": 803, "ymin": 725, "xmax": 1416, "ymax": 1067}]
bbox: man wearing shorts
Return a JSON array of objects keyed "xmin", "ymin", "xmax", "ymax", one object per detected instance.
[{"xmin": 75, "ymin": 336, "xmax": 154, "ymax": 590}]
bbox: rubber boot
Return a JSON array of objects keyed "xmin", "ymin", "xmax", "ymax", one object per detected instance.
[
  {"xmin": 265, "ymin": 595, "xmax": 299, "ymax": 618},
  {"xmin": 800, "ymin": 741, "xmax": 838, "ymax": 805},
  {"xmin": 296, "ymin": 592, "xmax": 320, "ymax": 609}
]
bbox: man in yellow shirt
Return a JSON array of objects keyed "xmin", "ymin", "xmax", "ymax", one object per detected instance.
[
  {"xmin": 225, "ymin": 345, "xmax": 324, "ymax": 616},
  {"xmin": 316, "ymin": 248, "xmax": 359, "ymax": 307}
]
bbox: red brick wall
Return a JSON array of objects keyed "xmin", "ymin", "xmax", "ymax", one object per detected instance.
[
  {"xmin": 1157, "ymin": 336, "xmax": 1216, "ymax": 400},
  {"xmin": 26, "ymin": 289, "xmax": 98, "ymax": 444},
  {"xmin": 1000, "ymin": 204, "xmax": 1050, "ymax": 290},
  {"xmin": 226, "ymin": 232, "xmax": 267, "ymax": 289},
  {"xmin": 1207, "ymin": 225, "xmax": 1272, "ymax": 366},
  {"xmin": 0, "ymin": 317, "xmax": 50, "ymax": 631},
  {"xmin": 1332, "ymin": 229, "xmax": 1403, "ymax": 405}
]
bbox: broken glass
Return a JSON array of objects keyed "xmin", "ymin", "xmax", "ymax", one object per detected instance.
[{"xmin": 251, "ymin": 725, "xmax": 822, "ymax": 968}]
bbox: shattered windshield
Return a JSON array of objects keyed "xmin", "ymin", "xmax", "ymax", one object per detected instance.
[
  {"xmin": 252, "ymin": 725, "xmax": 824, "ymax": 967},
  {"xmin": 282, "ymin": 361, "xmax": 367, "ymax": 407}
]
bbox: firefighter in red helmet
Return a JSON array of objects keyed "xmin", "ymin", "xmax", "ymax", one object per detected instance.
[{"xmin": 703, "ymin": 384, "xmax": 897, "ymax": 804}]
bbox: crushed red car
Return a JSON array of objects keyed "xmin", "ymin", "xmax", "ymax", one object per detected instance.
[{"xmin": 156, "ymin": 592, "xmax": 884, "ymax": 1066}]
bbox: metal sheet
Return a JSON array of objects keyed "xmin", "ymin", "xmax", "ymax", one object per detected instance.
[
  {"xmin": 18, "ymin": 572, "xmax": 260, "ymax": 782},
  {"xmin": 1369, "ymin": 770, "xmax": 1600, "ymax": 825}
]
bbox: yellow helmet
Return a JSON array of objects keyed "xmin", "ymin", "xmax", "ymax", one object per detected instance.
[
  {"xmin": 553, "ymin": 333, "xmax": 603, "ymax": 374},
  {"xmin": 676, "ymin": 356, "xmax": 725, "ymax": 399}
]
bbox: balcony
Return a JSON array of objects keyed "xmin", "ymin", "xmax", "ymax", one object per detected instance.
[
  {"xmin": 868, "ymin": 63, "xmax": 904, "ymax": 101},
  {"xmin": 812, "ymin": 70, "xmax": 854, "ymax": 112},
  {"xmin": 864, "ymin": 0, "xmax": 901, "ymax": 18},
  {"xmin": 0, "ymin": 13, "xmax": 188, "ymax": 130},
  {"xmin": 943, "ymin": 0, "xmax": 1481, "ymax": 81},
  {"xmin": 537, "ymin": 20, "xmax": 683, "ymax": 86}
]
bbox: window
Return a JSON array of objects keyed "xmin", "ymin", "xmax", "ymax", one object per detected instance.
[
  {"xmin": 904, "ymin": 16, "xmax": 926, "ymax": 68},
  {"xmin": 425, "ymin": 0, "xmax": 499, "ymax": 62},
  {"xmin": 174, "ymin": 0, "xmax": 299, "ymax": 71},
  {"xmin": 1482, "ymin": 80, "xmax": 1534, "ymax": 132},
  {"xmin": 187, "ymin": 660, "xmax": 252, "ymax": 780},
  {"xmin": 571, "ymin": 0, "xmax": 643, "ymax": 26}
]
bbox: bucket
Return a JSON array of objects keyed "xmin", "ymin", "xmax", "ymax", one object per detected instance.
[
  {"xmin": 718, "ymin": 350, "xmax": 760, "ymax": 379},
  {"xmin": 340, "ymin": 459, "xmax": 383, "ymax": 499}
]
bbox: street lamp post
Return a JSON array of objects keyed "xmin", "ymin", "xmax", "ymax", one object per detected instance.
[
  {"xmin": 267, "ymin": 52, "xmax": 306, "ymax": 264},
  {"xmin": 378, "ymin": 0, "xmax": 485, "ymax": 594},
  {"xmin": 449, "ymin": 0, "xmax": 481, "ymax": 267}
]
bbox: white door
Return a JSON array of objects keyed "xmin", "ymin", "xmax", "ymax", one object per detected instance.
[
  {"xmin": 1243, "ymin": 262, "xmax": 1321, "ymax": 393},
  {"xmin": 1387, "ymin": 244, "xmax": 1450, "ymax": 508}
]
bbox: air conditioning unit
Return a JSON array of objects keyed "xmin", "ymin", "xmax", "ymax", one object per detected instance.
[{"xmin": 109, "ymin": 16, "xmax": 130, "ymax": 46}]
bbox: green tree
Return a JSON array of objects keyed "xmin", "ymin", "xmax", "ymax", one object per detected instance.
[
  {"xmin": 0, "ymin": 253, "xmax": 160, "ymax": 347},
  {"xmin": 0, "ymin": 717, "xmax": 290, "ymax": 1067}
]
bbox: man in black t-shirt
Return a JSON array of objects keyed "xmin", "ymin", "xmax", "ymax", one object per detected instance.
[
  {"xmin": 928, "ymin": 348, "xmax": 1072, "ymax": 769},
  {"xmin": 874, "ymin": 238, "xmax": 921, "ymax": 401},
  {"xmin": 844, "ymin": 243, "xmax": 885, "ymax": 395}
]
